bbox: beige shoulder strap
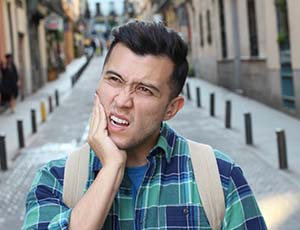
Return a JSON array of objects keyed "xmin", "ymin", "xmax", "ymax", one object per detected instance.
[
  {"xmin": 188, "ymin": 140, "xmax": 225, "ymax": 230},
  {"xmin": 63, "ymin": 140, "xmax": 225, "ymax": 228},
  {"xmin": 63, "ymin": 143, "xmax": 90, "ymax": 208}
]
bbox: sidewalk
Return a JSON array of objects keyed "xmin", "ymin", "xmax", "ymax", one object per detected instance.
[
  {"xmin": 185, "ymin": 77, "xmax": 300, "ymax": 186},
  {"xmin": 170, "ymin": 77, "xmax": 300, "ymax": 229},
  {"xmin": 0, "ymin": 56, "xmax": 87, "ymax": 167},
  {"xmin": 0, "ymin": 55, "xmax": 102, "ymax": 230},
  {"xmin": 168, "ymin": 93, "xmax": 300, "ymax": 229},
  {"xmin": 0, "ymin": 57, "xmax": 299, "ymax": 229}
]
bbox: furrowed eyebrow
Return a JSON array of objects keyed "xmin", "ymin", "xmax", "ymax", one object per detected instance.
[
  {"xmin": 105, "ymin": 70, "xmax": 124, "ymax": 80},
  {"xmin": 105, "ymin": 70, "xmax": 160, "ymax": 94},
  {"xmin": 139, "ymin": 82, "xmax": 160, "ymax": 94}
]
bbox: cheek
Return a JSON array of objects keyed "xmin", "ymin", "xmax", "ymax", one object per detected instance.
[
  {"xmin": 136, "ymin": 103, "xmax": 167, "ymax": 123},
  {"xmin": 96, "ymin": 89, "xmax": 110, "ymax": 114},
  {"xmin": 97, "ymin": 85, "xmax": 112, "ymax": 103}
]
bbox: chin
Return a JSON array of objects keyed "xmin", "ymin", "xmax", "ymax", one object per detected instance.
[{"xmin": 110, "ymin": 137, "xmax": 129, "ymax": 150}]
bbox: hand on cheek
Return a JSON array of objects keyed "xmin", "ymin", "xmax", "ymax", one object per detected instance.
[{"xmin": 88, "ymin": 93, "xmax": 127, "ymax": 168}]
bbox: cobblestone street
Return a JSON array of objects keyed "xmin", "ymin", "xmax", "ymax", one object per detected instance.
[
  {"xmin": 0, "ymin": 55, "xmax": 102, "ymax": 230},
  {"xmin": 0, "ymin": 55, "xmax": 299, "ymax": 229}
]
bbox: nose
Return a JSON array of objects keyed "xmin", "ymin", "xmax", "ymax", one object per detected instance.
[{"xmin": 114, "ymin": 87, "xmax": 134, "ymax": 109}]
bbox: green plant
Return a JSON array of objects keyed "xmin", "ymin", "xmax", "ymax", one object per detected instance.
[
  {"xmin": 277, "ymin": 31, "xmax": 287, "ymax": 44},
  {"xmin": 275, "ymin": 0, "xmax": 286, "ymax": 9},
  {"xmin": 188, "ymin": 65, "xmax": 195, "ymax": 77}
]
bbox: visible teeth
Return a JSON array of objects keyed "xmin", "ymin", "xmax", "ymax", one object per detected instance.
[{"xmin": 110, "ymin": 115, "xmax": 129, "ymax": 125}]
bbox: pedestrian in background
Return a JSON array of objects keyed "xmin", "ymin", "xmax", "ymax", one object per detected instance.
[
  {"xmin": 0, "ymin": 54, "xmax": 19, "ymax": 113},
  {"xmin": 0, "ymin": 60, "xmax": 3, "ymax": 107}
]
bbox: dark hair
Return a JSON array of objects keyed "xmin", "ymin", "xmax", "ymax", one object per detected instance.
[{"xmin": 104, "ymin": 20, "xmax": 188, "ymax": 98}]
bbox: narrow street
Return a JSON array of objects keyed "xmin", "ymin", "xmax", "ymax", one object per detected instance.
[
  {"xmin": 0, "ymin": 55, "xmax": 299, "ymax": 229},
  {"xmin": 1, "ymin": 1, "xmax": 299, "ymax": 229},
  {"xmin": 0, "ymin": 55, "xmax": 102, "ymax": 229}
]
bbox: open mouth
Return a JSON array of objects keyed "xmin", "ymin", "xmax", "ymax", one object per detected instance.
[{"xmin": 110, "ymin": 115, "xmax": 129, "ymax": 127}]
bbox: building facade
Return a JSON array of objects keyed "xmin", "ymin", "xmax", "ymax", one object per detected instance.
[
  {"xmin": 188, "ymin": 0, "xmax": 300, "ymax": 117},
  {"xmin": 62, "ymin": 0, "xmax": 81, "ymax": 64},
  {"xmin": 26, "ymin": 0, "xmax": 49, "ymax": 91},
  {"xmin": 0, "ymin": 1, "xmax": 6, "ymax": 59},
  {"xmin": 1, "ymin": 0, "xmax": 84, "ymax": 98},
  {"xmin": 1, "ymin": 0, "xmax": 32, "ymax": 97},
  {"xmin": 137, "ymin": 0, "xmax": 300, "ymax": 118}
]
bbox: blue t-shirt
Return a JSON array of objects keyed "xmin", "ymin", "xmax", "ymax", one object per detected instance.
[{"xmin": 127, "ymin": 164, "xmax": 147, "ymax": 207}]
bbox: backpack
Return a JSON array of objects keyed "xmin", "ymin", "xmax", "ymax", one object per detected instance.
[{"xmin": 63, "ymin": 140, "xmax": 225, "ymax": 230}]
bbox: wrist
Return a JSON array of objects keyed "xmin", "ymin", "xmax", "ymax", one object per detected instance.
[
  {"xmin": 102, "ymin": 161, "xmax": 126, "ymax": 171},
  {"xmin": 96, "ymin": 164, "xmax": 125, "ymax": 191}
]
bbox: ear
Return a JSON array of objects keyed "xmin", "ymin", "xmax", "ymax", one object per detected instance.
[{"xmin": 163, "ymin": 96, "xmax": 184, "ymax": 121}]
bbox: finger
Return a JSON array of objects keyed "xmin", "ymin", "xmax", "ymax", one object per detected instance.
[
  {"xmin": 89, "ymin": 95, "xmax": 99, "ymax": 136},
  {"xmin": 92, "ymin": 95, "xmax": 102, "ymax": 137},
  {"xmin": 97, "ymin": 96, "xmax": 107, "ymax": 132}
]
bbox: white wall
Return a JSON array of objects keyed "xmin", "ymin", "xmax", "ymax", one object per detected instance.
[
  {"xmin": 287, "ymin": 0, "xmax": 300, "ymax": 69},
  {"xmin": 264, "ymin": 0, "xmax": 280, "ymax": 69}
]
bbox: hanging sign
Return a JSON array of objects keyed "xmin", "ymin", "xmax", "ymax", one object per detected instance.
[{"xmin": 45, "ymin": 13, "xmax": 63, "ymax": 31}]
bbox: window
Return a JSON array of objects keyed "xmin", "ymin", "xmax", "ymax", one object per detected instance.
[
  {"xmin": 247, "ymin": 0, "xmax": 259, "ymax": 56},
  {"xmin": 199, "ymin": 14, "xmax": 204, "ymax": 47},
  {"xmin": 218, "ymin": 0, "xmax": 227, "ymax": 58},
  {"xmin": 275, "ymin": 0, "xmax": 290, "ymax": 50},
  {"xmin": 207, "ymin": 10, "xmax": 212, "ymax": 45},
  {"xmin": 275, "ymin": 0, "xmax": 295, "ymax": 109}
]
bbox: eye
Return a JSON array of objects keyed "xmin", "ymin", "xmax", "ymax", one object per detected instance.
[
  {"xmin": 109, "ymin": 76, "xmax": 121, "ymax": 82},
  {"xmin": 105, "ymin": 75, "xmax": 123, "ymax": 86},
  {"xmin": 137, "ymin": 86, "xmax": 153, "ymax": 96}
]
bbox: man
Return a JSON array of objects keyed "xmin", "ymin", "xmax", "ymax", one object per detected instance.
[{"xmin": 23, "ymin": 21, "xmax": 266, "ymax": 229}]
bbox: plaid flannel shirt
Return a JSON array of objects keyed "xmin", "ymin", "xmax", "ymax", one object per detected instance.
[{"xmin": 23, "ymin": 122, "xmax": 266, "ymax": 229}]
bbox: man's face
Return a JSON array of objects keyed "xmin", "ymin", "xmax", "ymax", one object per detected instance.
[{"xmin": 96, "ymin": 43, "xmax": 182, "ymax": 153}]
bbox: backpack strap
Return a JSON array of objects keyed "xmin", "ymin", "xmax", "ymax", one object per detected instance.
[
  {"xmin": 188, "ymin": 140, "xmax": 225, "ymax": 230},
  {"xmin": 63, "ymin": 140, "xmax": 225, "ymax": 229},
  {"xmin": 63, "ymin": 143, "xmax": 90, "ymax": 208}
]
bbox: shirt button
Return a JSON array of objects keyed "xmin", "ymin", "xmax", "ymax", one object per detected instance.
[{"xmin": 183, "ymin": 207, "xmax": 189, "ymax": 215}]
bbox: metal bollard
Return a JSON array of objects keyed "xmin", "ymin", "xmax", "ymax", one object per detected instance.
[
  {"xmin": 276, "ymin": 129, "xmax": 288, "ymax": 169},
  {"xmin": 40, "ymin": 102, "xmax": 46, "ymax": 123},
  {"xmin": 48, "ymin": 96, "xmax": 53, "ymax": 113},
  {"xmin": 0, "ymin": 134, "xmax": 8, "ymax": 170},
  {"xmin": 186, "ymin": 83, "xmax": 191, "ymax": 100},
  {"xmin": 71, "ymin": 76, "xmax": 75, "ymax": 87},
  {"xmin": 225, "ymin": 100, "xmax": 231, "ymax": 128},
  {"xmin": 17, "ymin": 120, "xmax": 25, "ymax": 148},
  {"xmin": 31, "ymin": 109, "xmax": 37, "ymax": 134},
  {"xmin": 196, "ymin": 87, "xmax": 201, "ymax": 108},
  {"xmin": 210, "ymin": 93, "xmax": 215, "ymax": 117},
  {"xmin": 55, "ymin": 90, "xmax": 59, "ymax": 106},
  {"xmin": 244, "ymin": 113, "xmax": 253, "ymax": 145}
]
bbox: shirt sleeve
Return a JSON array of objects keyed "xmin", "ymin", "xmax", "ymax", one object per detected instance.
[
  {"xmin": 222, "ymin": 164, "xmax": 267, "ymax": 229},
  {"xmin": 22, "ymin": 160, "xmax": 71, "ymax": 229}
]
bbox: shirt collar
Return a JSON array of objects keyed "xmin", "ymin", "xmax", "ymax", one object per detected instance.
[
  {"xmin": 91, "ymin": 122, "xmax": 177, "ymax": 171},
  {"xmin": 150, "ymin": 122, "xmax": 177, "ymax": 163}
]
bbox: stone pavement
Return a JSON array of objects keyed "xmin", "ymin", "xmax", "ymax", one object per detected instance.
[
  {"xmin": 0, "ymin": 55, "xmax": 87, "ymax": 166},
  {"xmin": 168, "ymin": 97, "xmax": 300, "ymax": 229},
  {"xmin": 0, "ymin": 55, "xmax": 103, "ymax": 230},
  {"xmin": 179, "ymin": 78, "xmax": 300, "ymax": 229},
  {"xmin": 0, "ymin": 54, "xmax": 299, "ymax": 229},
  {"xmin": 184, "ymin": 78, "xmax": 300, "ymax": 185}
]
